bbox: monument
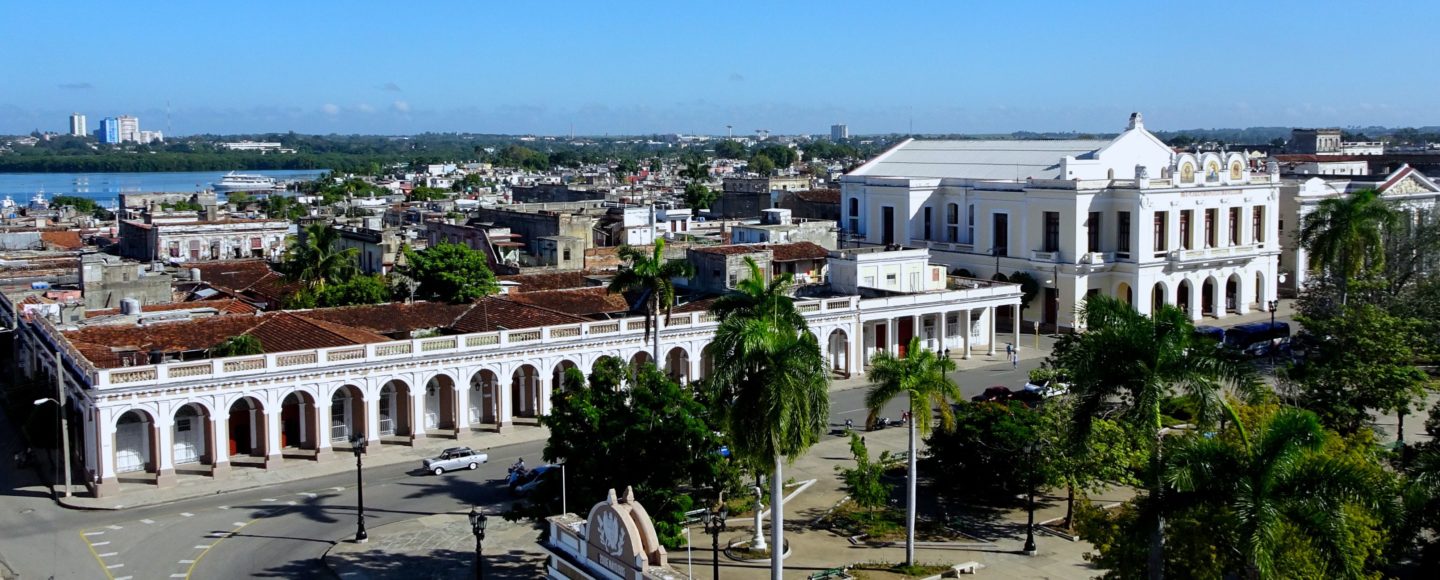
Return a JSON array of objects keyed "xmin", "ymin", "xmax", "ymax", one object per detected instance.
[{"xmin": 539, "ymin": 487, "xmax": 690, "ymax": 579}]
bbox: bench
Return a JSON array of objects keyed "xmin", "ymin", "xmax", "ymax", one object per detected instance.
[
  {"xmin": 808, "ymin": 566, "xmax": 851, "ymax": 580},
  {"xmin": 951, "ymin": 561, "xmax": 984, "ymax": 575}
]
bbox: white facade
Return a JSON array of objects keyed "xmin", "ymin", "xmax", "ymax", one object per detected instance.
[
  {"xmin": 3, "ymin": 263, "xmax": 1020, "ymax": 497},
  {"xmin": 117, "ymin": 115, "xmax": 140, "ymax": 143},
  {"xmin": 1280, "ymin": 165, "xmax": 1440, "ymax": 290},
  {"xmin": 69, "ymin": 113, "xmax": 86, "ymax": 137},
  {"xmin": 841, "ymin": 113, "xmax": 1283, "ymax": 330}
]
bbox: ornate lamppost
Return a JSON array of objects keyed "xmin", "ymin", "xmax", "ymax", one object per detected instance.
[
  {"xmin": 1023, "ymin": 440, "xmax": 1042, "ymax": 556},
  {"xmin": 468, "ymin": 506, "xmax": 488, "ymax": 579},
  {"xmin": 352, "ymin": 433, "xmax": 368, "ymax": 543},
  {"xmin": 702, "ymin": 496, "xmax": 728, "ymax": 580}
]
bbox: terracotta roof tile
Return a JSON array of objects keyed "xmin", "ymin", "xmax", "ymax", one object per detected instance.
[
  {"xmin": 85, "ymin": 298, "xmax": 258, "ymax": 317},
  {"xmin": 39, "ymin": 230, "xmax": 85, "ymax": 250},
  {"xmin": 247, "ymin": 313, "xmax": 391, "ymax": 353},
  {"xmin": 63, "ymin": 310, "xmax": 390, "ymax": 368},
  {"xmin": 691, "ymin": 245, "xmax": 770, "ymax": 256},
  {"xmin": 793, "ymin": 189, "xmax": 840, "ymax": 204},
  {"xmin": 449, "ymin": 296, "xmax": 588, "ymax": 333},
  {"xmin": 190, "ymin": 260, "xmax": 277, "ymax": 293},
  {"xmin": 767, "ymin": 242, "xmax": 829, "ymax": 262},
  {"xmin": 497, "ymin": 270, "xmax": 606, "ymax": 292},
  {"xmin": 301, "ymin": 302, "xmax": 475, "ymax": 336},
  {"xmin": 505, "ymin": 287, "xmax": 630, "ymax": 317}
]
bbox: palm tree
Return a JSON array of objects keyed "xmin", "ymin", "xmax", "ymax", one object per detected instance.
[
  {"xmin": 708, "ymin": 315, "xmax": 828, "ymax": 580},
  {"xmin": 1051, "ymin": 295, "xmax": 1258, "ymax": 580},
  {"xmin": 864, "ymin": 336, "xmax": 962, "ymax": 566},
  {"xmin": 1298, "ymin": 188, "xmax": 1396, "ymax": 304},
  {"xmin": 1165, "ymin": 409, "xmax": 1383, "ymax": 579},
  {"xmin": 281, "ymin": 222, "xmax": 358, "ymax": 290},
  {"xmin": 709, "ymin": 257, "xmax": 808, "ymax": 331},
  {"xmin": 607, "ymin": 239, "xmax": 695, "ymax": 362}
]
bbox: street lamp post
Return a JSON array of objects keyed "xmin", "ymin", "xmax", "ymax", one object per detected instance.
[
  {"xmin": 32, "ymin": 397, "xmax": 67, "ymax": 497},
  {"xmin": 468, "ymin": 506, "xmax": 488, "ymax": 580},
  {"xmin": 352, "ymin": 434, "xmax": 368, "ymax": 543},
  {"xmin": 1023, "ymin": 441, "xmax": 1040, "ymax": 556},
  {"xmin": 1268, "ymin": 299, "xmax": 1279, "ymax": 367},
  {"xmin": 703, "ymin": 499, "xmax": 728, "ymax": 580}
]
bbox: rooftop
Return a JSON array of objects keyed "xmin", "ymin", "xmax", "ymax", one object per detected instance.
[{"xmin": 849, "ymin": 138, "xmax": 1109, "ymax": 181}]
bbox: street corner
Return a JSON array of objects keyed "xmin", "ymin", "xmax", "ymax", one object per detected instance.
[{"xmin": 323, "ymin": 511, "xmax": 548, "ymax": 579}]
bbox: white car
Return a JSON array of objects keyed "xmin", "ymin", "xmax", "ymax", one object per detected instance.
[
  {"xmin": 422, "ymin": 447, "xmax": 488, "ymax": 475},
  {"xmin": 1022, "ymin": 381, "xmax": 1070, "ymax": 398}
]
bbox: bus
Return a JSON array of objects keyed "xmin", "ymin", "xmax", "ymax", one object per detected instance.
[{"xmin": 1223, "ymin": 321, "xmax": 1290, "ymax": 356}]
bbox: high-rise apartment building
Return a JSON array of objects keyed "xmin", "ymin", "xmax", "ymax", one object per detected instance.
[
  {"xmin": 117, "ymin": 115, "xmax": 140, "ymax": 143},
  {"xmin": 97, "ymin": 117, "xmax": 120, "ymax": 144},
  {"xmin": 831, "ymin": 123, "xmax": 849, "ymax": 141},
  {"xmin": 69, "ymin": 113, "xmax": 87, "ymax": 137}
]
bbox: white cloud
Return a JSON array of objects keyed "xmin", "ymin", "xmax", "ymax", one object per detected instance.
[
  {"xmin": 392, "ymin": 100, "xmax": 411, "ymax": 113},
  {"xmin": 357, "ymin": 103, "xmax": 376, "ymax": 114},
  {"xmin": 321, "ymin": 103, "xmax": 340, "ymax": 115}
]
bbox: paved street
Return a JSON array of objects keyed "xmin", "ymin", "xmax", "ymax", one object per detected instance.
[{"xmin": 11, "ymin": 302, "xmax": 1398, "ymax": 580}]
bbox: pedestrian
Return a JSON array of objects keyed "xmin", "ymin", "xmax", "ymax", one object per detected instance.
[
  {"xmin": 1011, "ymin": 352, "xmax": 1018, "ymax": 370},
  {"xmin": 1006, "ymin": 343, "xmax": 1013, "ymax": 356}
]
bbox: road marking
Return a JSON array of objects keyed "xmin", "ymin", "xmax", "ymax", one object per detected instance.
[
  {"xmin": 300, "ymin": 492, "xmax": 317, "ymax": 498},
  {"xmin": 233, "ymin": 522, "xmax": 246, "ymax": 527},
  {"xmin": 107, "ymin": 524, "xmax": 123, "ymax": 530},
  {"xmin": 262, "ymin": 498, "xmax": 276, "ymax": 502},
  {"xmin": 193, "ymin": 545, "xmax": 211, "ymax": 549},
  {"xmin": 98, "ymin": 552, "xmax": 118, "ymax": 557},
  {"xmin": 115, "ymin": 576, "xmax": 132, "ymax": 580},
  {"xmin": 185, "ymin": 520, "xmax": 256, "ymax": 579},
  {"xmin": 141, "ymin": 518, "xmax": 156, "ymax": 524},
  {"xmin": 331, "ymin": 486, "xmax": 345, "ymax": 491},
  {"xmin": 91, "ymin": 541, "xmax": 110, "ymax": 546},
  {"xmin": 179, "ymin": 559, "xmax": 195, "ymax": 564},
  {"xmin": 286, "ymin": 501, "xmax": 297, "ymax": 506},
  {"xmin": 218, "ymin": 505, "xmax": 229, "ymax": 509},
  {"xmin": 79, "ymin": 530, "xmax": 118, "ymax": 580},
  {"xmin": 83, "ymin": 531, "xmax": 105, "ymax": 536},
  {"xmin": 180, "ymin": 512, "xmax": 194, "ymax": 517},
  {"xmin": 106, "ymin": 563, "xmax": 124, "ymax": 569},
  {"xmin": 172, "ymin": 574, "xmax": 188, "ymax": 578}
]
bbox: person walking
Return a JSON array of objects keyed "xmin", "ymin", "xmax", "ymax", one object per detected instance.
[{"xmin": 1011, "ymin": 351, "xmax": 1018, "ymax": 370}]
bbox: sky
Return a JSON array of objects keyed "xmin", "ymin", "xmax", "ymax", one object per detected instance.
[{"xmin": 4, "ymin": 0, "xmax": 1438, "ymax": 137}]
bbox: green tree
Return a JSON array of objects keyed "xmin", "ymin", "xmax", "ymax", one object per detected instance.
[
  {"xmin": 209, "ymin": 334, "xmax": 263, "ymax": 357},
  {"xmin": 715, "ymin": 139, "xmax": 745, "ymax": 159},
  {"xmin": 708, "ymin": 256, "xmax": 807, "ymax": 331},
  {"xmin": 923, "ymin": 401, "xmax": 1045, "ymax": 501},
  {"xmin": 606, "ymin": 239, "xmax": 695, "ymax": 359},
  {"xmin": 225, "ymin": 191, "xmax": 254, "ymax": 207},
  {"xmin": 613, "ymin": 158, "xmax": 640, "ymax": 180},
  {"xmin": 1289, "ymin": 303, "xmax": 1432, "ymax": 439},
  {"xmin": 1048, "ymin": 295, "xmax": 1259, "ymax": 580},
  {"xmin": 707, "ymin": 302, "xmax": 829, "ymax": 579},
  {"xmin": 402, "ymin": 242, "xmax": 498, "ymax": 303},
  {"xmin": 535, "ymin": 361, "xmax": 731, "ymax": 548},
  {"xmin": 1164, "ymin": 408, "xmax": 1390, "ymax": 579},
  {"xmin": 1298, "ymin": 189, "xmax": 1396, "ymax": 304},
  {"xmin": 409, "ymin": 186, "xmax": 450, "ymax": 201},
  {"xmin": 836, "ymin": 432, "xmax": 894, "ymax": 513},
  {"xmin": 316, "ymin": 274, "xmax": 390, "ymax": 307},
  {"xmin": 864, "ymin": 336, "xmax": 962, "ymax": 565},
  {"xmin": 679, "ymin": 159, "xmax": 710, "ymax": 182},
  {"xmin": 281, "ymin": 222, "xmax": 359, "ymax": 290},
  {"xmin": 749, "ymin": 153, "xmax": 776, "ymax": 176},
  {"xmin": 683, "ymin": 182, "xmax": 717, "ymax": 210},
  {"xmin": 1039, "ymin": 397, "xmax": 1144, "ymax": 528},
  {"xmin": 264, "ymin": 195, "xmax": 306, "ymax": 220}
]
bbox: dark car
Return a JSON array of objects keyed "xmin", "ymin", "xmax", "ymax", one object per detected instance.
[{"xmin": 971, "ymin": 386, "xmax": 1014, "ymax": 403}]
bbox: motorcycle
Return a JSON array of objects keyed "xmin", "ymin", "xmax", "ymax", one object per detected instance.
[{"xmin": 506, "ymin": 464, "xmax": 529, "ymax": 488}]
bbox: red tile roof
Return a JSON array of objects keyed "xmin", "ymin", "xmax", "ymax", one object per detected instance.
[
  {"xmin": 767, "ymin": 242, "xmax": 829, "ymax": 262},
  {"xmin": 190, "ymin": 260, "xmax": 275, "ymax": 293},
  {"xmin": 40, "ymin": 231, "xmax": 85, "ymax": 250},
  {"xmin": 449, "ymin": 296, "xmax": 588, "ymax": 333},
  {"xmin": 793, "ymin": 189, "xmax": 840, "ymax": 204},
  {"xmin": 301, "ymin": 302, "xmax": 475, "ymax": 336},
  {"xmin": 691, "ymin": 245, "xmax": 770, "ymax": 256},
  {"xmin": 85, "ymin": 298, "xmax": 258, "ymax": 317},
  {"xmin": 64, "ymin": 311, "xmax": 391, "ymax": 368},
  {"xmin": 498, "ymin": 270, "xmax": 605, "ymax": 292},
  {"xmin": 505, "ymin": 287, "xmax": 630, "ymax": 317}
]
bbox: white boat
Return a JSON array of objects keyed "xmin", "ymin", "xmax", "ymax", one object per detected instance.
[{"xmin": 212, "ymin": 172, "xmax": 278, "ymax": 191}]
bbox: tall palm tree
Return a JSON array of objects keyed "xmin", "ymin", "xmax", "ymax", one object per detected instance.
[
  {"xmin": 1165, "ymin": 409, "xmax": 1384, "ymax": 579},
  {"xmin": 281, "ymin": 222, "xmax": 358, "ymax": 290},
  {"xmin": 1298, "ymin": 188, "xmax": 1396, "ymax": 304},
  {"xmin": 1051, "ymin": 295, "xmax": 1258, "ymax": 580},
  {"xmin": 608, "ymin": 239, "xmax": 695, "ymax": 363},
  {"xmin": 708, "ymin": 310, "xmax": 828, "ymax": 579},
  {"xmin": 709, "ymin": 257, "xmax": 808, "ymax": 331},
  {"xmin": 864, "ymin": 336, "xmax": 962, "ymax": 566}
]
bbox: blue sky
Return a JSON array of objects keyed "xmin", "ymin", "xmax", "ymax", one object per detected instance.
[{"xmin": 3, "ymin": 1, "xmax": 1436, "ymax": 136}]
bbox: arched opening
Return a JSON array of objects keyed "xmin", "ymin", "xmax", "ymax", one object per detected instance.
[
  {"xmin": 1151, "ymin": 282, "xmax": 1167, "ymax": 315},
  {"xmin": 697, "ymin": 347, "xmax": 716, "ymax": 382},
  {"xmin": 1202, "ymin": 278, "xmax": 1217, "ymax": 317},
  {"xmin": 1115, "ymin": 282, "xmax": 1133, "ymax": 307},
  {"xmin": 378, "ymin": 379, "xmax": 411, "ymax": 438},
  {"xmin": 827, "ymin": 329, "xmax": 850, "ymax": 377},
  {"xmin": 1255, "ymin": 271, "xmax": 1266, "ymax": 311},
  {"xmin": 280, "ymin": 391, "xmax": 317, "ymax": 453},
  {"xmin": 664, "ymin": 348, "xmax": 690, "ymax": 383},
  {"xmin": 330, "ymin": 385, "xmax": 366, "ymax": 445},
  {"xmin": 511, "ymin": 364, "xmax": 541, "ymax": 419},
  {"xmin": 114, "ymin": 410, "xmax": 156, "ymax": 477},
  {"xmin": 172, "ymin": 404, "xmax": 209, "ymax": 468},
  {"xmin": 1225, "ymin": 274, "xmax": 1241, "ymax": 314},
  {"xmin": 424, "ymin": 374, "xmax": 457, "ymax": 433},
  {"xmin": 629, "ymin": 351, "xmax": 652, "ymax": 371},
  {"xmin": 1177, "ymin": 280, "xmax": 1192, "ymax": 316},
  {"xmin": 469, "ymin": 369, "xmax": 500, "ymax": 426},
  {"xmin": 552, "ymin": 360, "xmax": 580, "ymax": 392},
  {"xmin": 227, "ymin": 396, "xmax": 268, "ymax": 462}
]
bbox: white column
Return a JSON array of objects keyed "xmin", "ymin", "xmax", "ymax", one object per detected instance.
[
  {"xmin": 536, "ymin": 377, "xmax": 550, "ymax": 416},
  {"xmin": 365, "ymin": 389, "xmax": 382, "ymax": 444},
  {"xmin": 210, "ymin": 415, "xmax": 229, "ymax": 467},
  {"xmin": 314, "ymin": 399, "xmax": 332, "ymax": 452},
  {"xmin": 455, "ymin": 379, "xmax": 472, "ymax": 431},
  {"xmin": 409, "ymin": 388, "xmax": 426, "ymax": 438},
  {"xmin": 938, "ymin": 312, "xmax": 948, "ymax": 355},
  {"xmin": 912, "ymin": 314, "xmax": 921, "ymax": 353},
  {"xmin": 1012, "ymin": 305, "xmax": 1021, "ymax": 351},
  {"xmin": 962, "ymin": 309, "xmax": 972, "ymax": 360},
  {"xmin": 986, "ymin": 307, "xmax": 997, "ymax": 356},
  {"xmin": 155, "ymin": 416, "xmax": 176, "ymax": 474},
  {"xmin": 263, "ymin": 408, "xmax": 283, "ymax": 463},
  {"xmin": 98, "ymin": 408, "xmax": 116, "ymax": 482},
  {"xmin": 496, "ymin": 370, "xmax": 513, "ymax": 426}
]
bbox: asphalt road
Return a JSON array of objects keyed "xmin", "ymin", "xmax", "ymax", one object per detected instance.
[{"xmin": 0, "ymin": 337, "xmax": 1113, "ymax": 580}]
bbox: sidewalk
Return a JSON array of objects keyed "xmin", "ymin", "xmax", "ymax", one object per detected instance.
[{"xmin": 55, "ymin": 424, "xmax": 551, "ymax": 511}]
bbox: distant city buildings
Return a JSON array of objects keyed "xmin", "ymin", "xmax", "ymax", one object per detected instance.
[
  {"xmin": 117, "ymin": 115, "xmax": 140, "ymax": 143},
  {"xmin": 832, "ymin": 123, "xmax": 849, "ymax": 141},
  {"xmin": 90, "ymin": 114, "xmax": 159, "ymax": 144},
  {"xmin": 97, "ymin": 117, "xmax": 120, "ymax": 144},
  {"xmin": 218, "ymin": 141, "xmax": 294, "ymax": 153},
  {"xmin": 69, "ymin": 113, "xmax": 86, "ymax": 137}
]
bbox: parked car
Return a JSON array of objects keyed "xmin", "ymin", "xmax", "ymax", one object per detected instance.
[
  {"xmin": 512, "ymin": 464, "xmax": 558, "ymax": 496},
  {"xmin": 1022, "ymin": 380, "xmax": 1070, "ymax": 398},
  {"xmin": 421, "ymin": 447, "xmax": 488, "ymax": 475},
  {"xmin": 971, "ymin": 386, "xmax": 1014, "ymax": 403}
]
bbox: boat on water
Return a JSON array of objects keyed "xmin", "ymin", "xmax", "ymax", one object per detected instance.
[{"xmin": 212, "ymin": 172, "xmax": 278, "ymax": 192}]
